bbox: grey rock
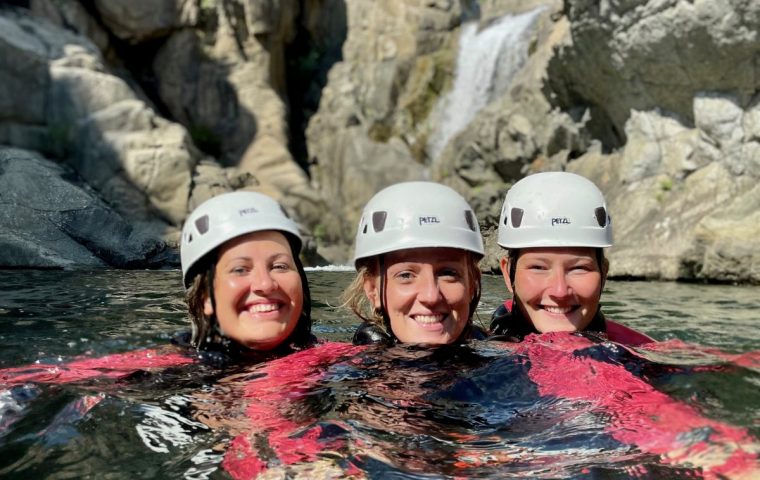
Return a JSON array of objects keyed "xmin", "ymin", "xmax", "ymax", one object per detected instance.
[{"xmin": 0, "ymin": 147, "xmax": 168, "ymax": 268}]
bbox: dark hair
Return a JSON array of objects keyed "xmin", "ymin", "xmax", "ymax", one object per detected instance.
[{"xmin": 185, "ymin": 233, "xmax": 313, "ymax": 353}]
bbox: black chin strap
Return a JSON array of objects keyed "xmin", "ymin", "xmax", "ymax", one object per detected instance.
[
  {"xmin": 378, "ymin": 255, "xmax": 396, "ymax": 343},
  {"xmin": 206, "ymin": 263, "xmax": 221, "ymax": 338}
]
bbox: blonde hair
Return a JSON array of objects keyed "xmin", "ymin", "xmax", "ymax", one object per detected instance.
[{"xmin": 342, "ymin": 252, "xmax": 483, "ymax": 337}]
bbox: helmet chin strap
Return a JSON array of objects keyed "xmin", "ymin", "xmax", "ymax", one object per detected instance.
[
  {"xmin": 206, "ymin": 263, "xmax": 221, "ymax": 335},
  {"xmin": 378, "ymin": 255, "xmax": 396, "ymax": 342}
]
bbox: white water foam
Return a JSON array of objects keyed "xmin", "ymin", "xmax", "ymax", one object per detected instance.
[
  {"xmin": 305, "ymin": 265, "xmax": 356, "ymax": 272},
  {"xmin": 427, "ymin": 7, "xmax": 545, "ymax": 160}
]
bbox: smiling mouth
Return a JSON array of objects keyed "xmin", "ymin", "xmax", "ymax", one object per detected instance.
[
  {"xmin": 413, "ymin": 314, "xmax": 445, "ymax": 325},
  {"xmin": 542, "ymin": 306, "xmax": 576, "ymax": 314},
  {"xmin": 248, "ymin": 303, "xmax": 281, "ymax": 314}
]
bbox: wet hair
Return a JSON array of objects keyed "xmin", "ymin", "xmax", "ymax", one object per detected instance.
[
  {"xmin": 185, "ymin": 233, "xmax": 313, "ymax": 353},
  {"xmin": 343, "ymin": 250, "xmax": 483, "ymax": 345}
]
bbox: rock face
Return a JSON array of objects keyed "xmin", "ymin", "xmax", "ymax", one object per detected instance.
[
  {"xmin": 0, "ymin": 147, "xmax": 168, "ymax": 268},
  {"xmin": 0, "ymin": 0, "xmax": 758, "ymax": 283},
  {"xmin": 0, "ymin": 6, "xmax": 196, "ymax": 236},
  {"xmin": 542, "ymin": 0, "xmax": 760, "ymax": 283}
]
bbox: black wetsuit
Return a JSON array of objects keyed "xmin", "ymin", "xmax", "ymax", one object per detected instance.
[
  {"xmin": 352, "ymin": 322, "xmax": 488, "ymax": 346},
  {"xmin": 488, "ymin": 301, "xmax": 607, "ymax": 342}
]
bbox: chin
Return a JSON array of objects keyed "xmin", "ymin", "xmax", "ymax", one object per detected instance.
[{"xmin": 243, "ymin": 338, "xmax": 285, "ymax": 351}]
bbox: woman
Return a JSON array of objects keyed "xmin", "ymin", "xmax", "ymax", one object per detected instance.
[
  {"xmin": 344, "ymin": 181, "xmax": 486, "ymax": 346},
  {"xmin": 489, "ymin": 171, "xmax": 652, "ymax": 344},
  {"xmin": 180, "ymin": 191, "xmax": 314, "ymax": 356},
  {"xmin": 0, "ymin": 191, "xmax": 315, "ymax": 386}
]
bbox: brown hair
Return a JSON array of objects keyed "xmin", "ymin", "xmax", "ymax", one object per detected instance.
[{"xmin": 185, "ymin": 235, "xmax": 313, "ymax": 351}]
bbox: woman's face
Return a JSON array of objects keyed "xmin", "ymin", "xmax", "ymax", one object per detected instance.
[
  {"xmin": 501, "ymin": 247, "xmax": 604, "ymax": 333},
  {"xmin": 204, "ymin": 231, "xmax": 303, "ymax": 350},
  {"xmin": 364, "ymin": 248, "xmax": 475, "ymax": 345}
]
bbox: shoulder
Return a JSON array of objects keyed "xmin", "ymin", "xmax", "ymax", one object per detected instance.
[
  {"xmin": 487, "ymin": 300, "xmax": 531, "ymax": 342},
  {"xmin": 605, "ymin": 320, "xmax": 655, "ymax": 346},
  {"xmin": 352, "ymin": 322, "xmax": 393, "ymax": 346}
]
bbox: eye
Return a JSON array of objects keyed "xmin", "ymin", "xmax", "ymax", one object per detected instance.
[
  {"xmin": 272, "ymin": 262, "xmax": 293, "ymax": 271},
  {"xmin": 570, "ymin": 263, "xmax": 596, "ymax": 273},
  {"xmin": 393, "ymin": 270, "xmax": 414, "ymax": 281},
  {"xmin": 438, "ymin": 267, "xmax": 461, "ymax": 279},
  {"xmin": 525, "ymin": 263, "xmax": 547, "ymax": 271},
  {"xmin": 229, "ymin": 265, "xmax": 249, "ymax": 275}
]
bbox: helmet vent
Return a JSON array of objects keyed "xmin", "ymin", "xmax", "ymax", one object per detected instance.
[
  {"xmin": 362, "ymin": 223, "xmax": 368, "ymax": 234},
  {"xmin": 195, "ymin": 215, "xmax": 210, "ymax": 235},
  {"xmin": 372, "ymin": 211, "xmax": 387, "ymax": 232},
  {"xmin": 464, "ymin": 210, "xmax": 477, "ymax": 232},
  {"xmin": 279, "ymin": 205, "xmax": 291, "ymax": 218},
  {"xmin": 595, "ymin": 207, "xmax": 607, "ymax": 227},
  {"xmin": 511, "ymin": 208, "xmax": 524, "ymax": 228}
]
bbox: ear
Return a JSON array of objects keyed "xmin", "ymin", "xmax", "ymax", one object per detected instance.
[
  {"xmin": 203, "ymin": 294, "xmax": 214, "ymax": 316},
  {"xmin": 499, "ymin": 255, "xmax": 515, "ymax": 294},
  {"xmin": 363, "ymin": 275, "xmax": 381, "ymax": 309},
  {"xmin": 600, "ymin": 256, "xmax": 609, "ymax": 291}
]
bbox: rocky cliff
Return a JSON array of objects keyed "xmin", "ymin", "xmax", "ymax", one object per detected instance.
[{"xmin": 0, "ymin": 0, "xmax": 758, "ymax": 283}]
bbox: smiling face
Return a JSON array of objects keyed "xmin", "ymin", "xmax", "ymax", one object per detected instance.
[
  {"xmin": 364, "ymin": 248, "xmax": 475, "ymax": 345},
  {"xmin": 204, "ymin": 231, "xmax": 303, "ymax": 350},
  {"xmin": 501, "ymin": 247, "xmax": 604, "ymax": 333}
]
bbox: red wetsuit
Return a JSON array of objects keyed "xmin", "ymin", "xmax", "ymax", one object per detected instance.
[
  {"xmin": 510, "ymin": 333, "xmax": 758, "ymax": 479},
  {"xmin": 218, "ymin": 337, "xmax": 758, "ymax": 479},
  {"xmin": 221, "ymin": 342, "xmax": 366, "ymax": 478},
  {"xmin": 3, "ymin": 338, "xmax": 756, "ymax": 478},
  {"xmin": 0, "ymin": 348, "xmax": 196, "ymax": 386}
]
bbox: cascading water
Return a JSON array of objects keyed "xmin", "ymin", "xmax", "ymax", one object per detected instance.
[{"xmin": 427, "ymin": 7, "xmax": 545, "ymax": 160}]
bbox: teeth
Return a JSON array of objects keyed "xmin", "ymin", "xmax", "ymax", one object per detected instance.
[
  {"xmin": 414, "ymin": 314, "xmax": 444, "ymax": 324},
  {"xmin": 249, "ymin": 303, "xmax": 279, "ymax": 313},
  {"xmin": 544, "ymin": 306, "xmax": 573, "ymax": 314}
]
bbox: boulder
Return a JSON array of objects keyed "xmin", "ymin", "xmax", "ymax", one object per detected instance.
[{"xmin": 0, "ymin": 147, "xmax": 168, "ymax": 268}]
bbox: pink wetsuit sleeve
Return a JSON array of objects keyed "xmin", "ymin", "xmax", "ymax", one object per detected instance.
[
  {"xmin": 0, "ymin": 349, "xmax": 196, "ymax": 386},
  {"xmin": 519, "ymin": 334, "xmax": 758, "ymax": 479},
  {"xmin": 605, "ymin": 320, "xmax": 655, "ymax": 346}
]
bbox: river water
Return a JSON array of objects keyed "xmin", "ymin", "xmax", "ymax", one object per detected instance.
[{"xmin": 1, "ymin": 269, "xmax": 758, "ymax": 478}]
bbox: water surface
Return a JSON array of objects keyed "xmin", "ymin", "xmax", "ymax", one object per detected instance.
[{"xmin": 1, "ymin": 270, "xmax": 758, "ymax": 478}]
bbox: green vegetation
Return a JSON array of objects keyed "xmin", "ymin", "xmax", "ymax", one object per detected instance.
[
  {"xmin": 313, "ymin": 223, "xmax": 327, "ymax": 245},
  {"xmin": 656, "ymin": 176, "xmax": 674, "ymax": 203}
]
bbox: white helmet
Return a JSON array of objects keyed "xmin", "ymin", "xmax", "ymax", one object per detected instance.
[
  {"xmin": 181, "ymin": 191, "xmax": 302, "ymax": 287},
  {"xmin": 353, "ymin": 181, "xmax": 484, "ymax": 265},
  {"xmin": 497, "ymin": 172, "xmax": 612, "ymax": 248}
]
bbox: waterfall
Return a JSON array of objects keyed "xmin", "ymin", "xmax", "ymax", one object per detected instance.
[{"xmin": 427, "ymin": 7, "xmax": 545, "ymax": 160}]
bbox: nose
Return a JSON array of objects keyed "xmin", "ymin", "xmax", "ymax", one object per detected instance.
[
  {"xmin": 417, "ymin": 270, "xmax": 443, "ymax": 305},
  {"xmin": 548, "ymin": 268, "xmax": 571, "ymax": 297},
  {"xmin": 250, "ymin": 268, "xmax": 277, "ymax": 294}
]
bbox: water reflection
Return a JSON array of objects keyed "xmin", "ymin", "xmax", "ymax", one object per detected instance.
[{"xmin": 0, "ymin": 270, "xmax": 758, "ymax": 478}]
